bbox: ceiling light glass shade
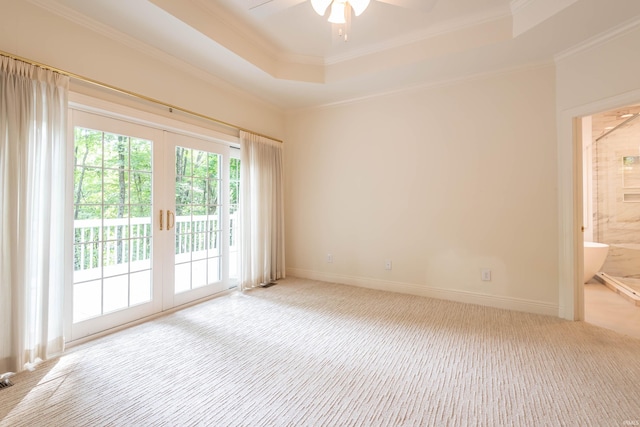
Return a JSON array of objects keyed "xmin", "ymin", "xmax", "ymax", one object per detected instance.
[
  {"xmin": 328, "ymin": 1, "xmax": 346, "ymax": 23},
  {"xmin": 348, "ymin": 0, "xmax": 370, "ymax": 16},
  {"xmin": 310, "ymin": 0, "xmax": 332, "ymax": 16}
]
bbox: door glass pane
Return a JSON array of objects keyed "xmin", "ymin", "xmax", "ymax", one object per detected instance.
[
  {"xmin": 73, "ymin": 127, "xmax": 153, "ymax": 323},
  {"xmin": 130, "ymin": 270, "xmax": 151, "ymax": 305},
  {"xmin": 73, "ymin": 280, "xmax": 101, "ymax": 322},
  {"xmin": 174, "ymin": 146, "xmax": 222, "ymax": 294},
  {"xmin": 103, "ymin": 275, "xmax": 129, "ymax": 314}
]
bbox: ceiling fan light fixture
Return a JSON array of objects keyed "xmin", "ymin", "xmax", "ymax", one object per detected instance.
[
  {"xmin": 310, "ymin": 0, "xmax": 332, "ymax": 16},
  {"xmin": 348, "ymin": 0, "xmax": 370, "ymax": 16},
  {"xmin": 328, "ymin": 0, "xmax": 347, "ymax": 24}
]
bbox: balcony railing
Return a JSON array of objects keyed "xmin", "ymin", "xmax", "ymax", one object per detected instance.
[{"xmin": 73, "ymin": 214, "xmax": 239, "ymax": 278}]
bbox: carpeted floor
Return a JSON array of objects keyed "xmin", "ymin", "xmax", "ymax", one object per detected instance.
[{"xmin": 1, "ymin": 277, "xmax": 640, "ymax": 426}]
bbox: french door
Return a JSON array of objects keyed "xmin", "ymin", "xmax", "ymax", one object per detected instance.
[
  {"xmin": 70, "ymin": 110, "xmax": 238, "ymax": 341},
  {"xmin": 163, "ymin": 132, "xmax": 236, "ymax": 309}
]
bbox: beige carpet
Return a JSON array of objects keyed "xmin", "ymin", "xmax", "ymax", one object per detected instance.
[{"xmin": 1, "ymin": 278, "xmax": 640, "ymax": 426}]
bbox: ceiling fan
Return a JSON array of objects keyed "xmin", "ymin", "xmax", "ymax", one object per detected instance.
[{"xmin": 247, "ymin": 0, "xmax": 438, "ymax": 17}]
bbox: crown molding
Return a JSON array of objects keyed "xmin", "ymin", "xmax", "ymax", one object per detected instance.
[
  {"xmin": 325, "ymin": 5, "xmax": 512, "ymax": 66},
  {"xmin": 277, "ymin": 52, "xmax": 325, "ymax": 67},
  {"xmin": 149, "ymin": 0, "xmax": 325, "ymax": 83},
  {"xmin": 290, "ymin": 60, "xmax": 554, "ymax": 113},
  {"xmin": 192, "ymin": 0, "xmax": 283, "ymax": 61},
  {"xmin": 29, "ymin": 0, "xmax": 515, "ymax": 88},
  {"xmin": 510, "ymin": 0, "xmax": 578, "ymax": 37},
  {"xmin": 554, "ymin": 15, "xmax": 640, "ymax": 63},
  {"xmin": 510, "ymin": 0, "xmax": 535, "ymax": 14},
  {"xmin": 199, "ymin": 0, "xmax": 327, "ymax": 75},
  {"xmin": 26, "ymin": 0, "xmax": 283, "ymax": 111},
  {"xmin": 28, "ymin": 0, "xmax": 119, "ymax": 41}
]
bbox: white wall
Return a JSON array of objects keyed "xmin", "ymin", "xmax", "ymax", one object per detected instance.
[
  {"xmin": 556, "ymin": 24, "xmax": 640, "ymax": 319},
  {"xmin": 11, "ymin": 0, "xmax": 639, "ymax": 319},
  {"xmin": 285, "ymin": 66, "xmax": 559, "ymax": 315},
  {"xmin": 0, "ymin": 0, "xmax": 284, "ymax": 140}
]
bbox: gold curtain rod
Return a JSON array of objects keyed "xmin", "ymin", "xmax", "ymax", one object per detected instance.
[{"xmin": 0, "ymin": 50, "xmax": 283, "ymax": 143}]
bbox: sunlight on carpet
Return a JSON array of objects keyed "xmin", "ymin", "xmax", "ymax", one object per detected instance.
[{"xmin": 1, "ymin": 278, "xmax": 640, "ymax": 426}]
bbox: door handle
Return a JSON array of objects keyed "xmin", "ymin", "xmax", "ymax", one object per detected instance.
[
  {"xmin": 159, "ymin": 210, "xmax": 164, "ymax": 231},
  {"xmin": 167, "ymin": 210, "xmax": 175, "ymax": 230}
]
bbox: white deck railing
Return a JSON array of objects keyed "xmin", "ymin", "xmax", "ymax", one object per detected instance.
[{"xmin": 74, "ymin": 214, "xmax": 238, "ymax": 275}]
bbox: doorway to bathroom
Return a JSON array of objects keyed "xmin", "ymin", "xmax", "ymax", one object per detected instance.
[{"xmin": 582, "ymin": 103, "xmax": 640, "ymax": 335}]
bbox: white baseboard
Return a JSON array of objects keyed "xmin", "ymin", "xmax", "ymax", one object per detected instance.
[{"xmin": 287, "ymin": 268, "xmax": 559, "ymax": 317}]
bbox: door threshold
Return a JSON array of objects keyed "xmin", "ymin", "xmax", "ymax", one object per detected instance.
[{"xmin": 597, "ymin": 272, "xmax": 640, "ymax": 306}]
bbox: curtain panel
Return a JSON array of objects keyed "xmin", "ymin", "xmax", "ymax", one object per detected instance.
[
  {"xmin": 0, "ymin": 57, "xmax": 68, "ymax": 374},
  {"xmin": 239, "ymin": 131, "xmax": 285, "ymax": 290}
]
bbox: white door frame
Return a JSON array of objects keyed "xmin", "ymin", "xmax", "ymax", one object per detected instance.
[
  {"xmin": 64, "ymin": 93, "xmax": 239, "ymax": 342},
  {"xmin": 558, "ymin": 88, "xmax": 640, "ymax": 320}
]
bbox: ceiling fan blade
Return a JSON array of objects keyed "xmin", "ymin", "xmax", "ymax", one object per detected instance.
[
  {"xmin": 376, "ymin": 0, "xmax": 438, "ymax": 13},
  {"xmin": 247, "ymin": 0, "xmax": 308, "ymax": 16}
]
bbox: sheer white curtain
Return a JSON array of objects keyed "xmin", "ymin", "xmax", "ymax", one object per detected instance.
[
  {"xmin": 0, "ymin": 57, "xmax": 68, "ymax": 374},
  {"xmin": 239, "ymin": 131, "xmax": 285, "ymax": 290}
]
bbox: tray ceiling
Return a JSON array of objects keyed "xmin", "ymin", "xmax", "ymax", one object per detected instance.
[{"xmin": 30, "ymin": 0, "xmax": 640, "ymax": 109}]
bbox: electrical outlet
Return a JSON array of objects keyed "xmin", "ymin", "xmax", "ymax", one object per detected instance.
[
  {"xmin": 385, "ymin": 260, "xmax": 392, "ymax": 270},
  {"xmin": 327, "ymin": 254, "xmax": 333, "ymax": 263},
  {"xmin": 481, "ymin": 269, "xmax": 491, "ymax": 281}
]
